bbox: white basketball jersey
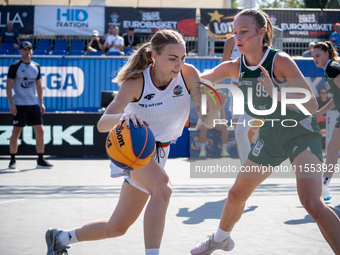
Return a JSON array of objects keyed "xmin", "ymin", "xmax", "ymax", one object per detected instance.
[{"xmin": 124, "ymin": 65, "xmax": 190, "ymax": 143}]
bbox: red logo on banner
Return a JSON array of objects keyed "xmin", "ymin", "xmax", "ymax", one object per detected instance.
[{"xmin": 178, "ymin": 19, "xmax": 197, "ymax": 36}]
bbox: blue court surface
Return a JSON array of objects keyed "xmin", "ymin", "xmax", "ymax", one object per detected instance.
[{"xmin": 0, "ymin": 156, "xmax": 339, "ymax": 255}]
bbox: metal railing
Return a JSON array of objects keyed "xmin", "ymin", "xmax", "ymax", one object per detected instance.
[{"xmin": 282, "ymin": 37, "xmax": 328, "ymax": 57}]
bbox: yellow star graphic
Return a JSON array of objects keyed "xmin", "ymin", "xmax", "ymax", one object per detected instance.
[
  {"xmin": 193, "ymin": 136, "xmax": 199, "ymax": 142},
  {"xmin": 208, "ymin": 10, "xmax": 224, "ymax": 23}
]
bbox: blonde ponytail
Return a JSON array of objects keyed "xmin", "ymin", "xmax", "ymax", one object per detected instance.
[
  {"xmin": 115, "ymin": 42, "xmax": 153, "ymax": 84},
  {"xmin": 115, "ymin": 29, "xmax": 186, "ymax": 85}
]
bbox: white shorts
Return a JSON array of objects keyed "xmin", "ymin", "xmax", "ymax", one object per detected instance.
[{"xmin": 110, "ymin": 143, "xmax": 170, "ymax": 194}]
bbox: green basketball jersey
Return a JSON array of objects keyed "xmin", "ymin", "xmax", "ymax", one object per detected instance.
[
  {"xmin": 324, "ymin": 60, "xmax": 340, "ymax": 113},
  {"xmin": 238, "ymin": 47, "xmax": 308, "ymax": 121}
]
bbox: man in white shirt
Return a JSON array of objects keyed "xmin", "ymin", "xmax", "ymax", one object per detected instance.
[{"xmin": 103, "ymin": 25, "xmax": 124, "ymax": 55}]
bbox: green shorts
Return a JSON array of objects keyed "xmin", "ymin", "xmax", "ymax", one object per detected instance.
[{"xmin": 248, "ymin": 116, "xmax": 323, "ymax": 167}]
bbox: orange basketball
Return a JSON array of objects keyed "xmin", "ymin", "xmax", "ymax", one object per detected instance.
[{"xmin": 106, "ymin": 120, "xmax": 156, "ymax": 170}]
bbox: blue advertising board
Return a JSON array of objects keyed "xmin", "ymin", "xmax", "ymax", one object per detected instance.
[
  {"xmin": 0, "ymin": 56, "xmax": 333, "ymax": 158},
  {"xmin": 0, "ymin": 56, "xmax": 126, "ymax": 112},
  {"xmin": 0, "ymin": 56, "xmax": 329, "ymax": 113}
]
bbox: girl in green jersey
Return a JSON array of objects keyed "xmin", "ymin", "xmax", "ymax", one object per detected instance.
[
  {"xmin": 191, "ymin": 9, "xmax": 340, "ymax": 255},
  {"xmin": 312, "ymin": 41, "xmax": 340, "ymax": 202}
]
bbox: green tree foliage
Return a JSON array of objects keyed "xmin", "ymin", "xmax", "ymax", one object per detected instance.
[
  {"xmin": 231, "ymin": 0, "xmax": 239, "ymax": 8},
  {"xmin": 327, "ymin": 0, "xmax": 340, "ymax": 8},
  {"xmin": 247, "ymin": 0, "xmax": 339, "ymax": 9},
  {"xmin": 304, "ymin": 0, "xmax": 327, "ymax": 8}
]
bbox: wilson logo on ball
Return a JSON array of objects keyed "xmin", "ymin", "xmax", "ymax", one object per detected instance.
[
  {"xmin": 115, "ymin": 125, "xmax": 125, "ymax": 147},
  {"xmin": 106, "ymin": 120, "xmax": 156, "ymax": 170}
]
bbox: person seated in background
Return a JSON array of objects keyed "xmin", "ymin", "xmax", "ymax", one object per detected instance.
[
  {"xmin": 329, "ymin": 22, "xmax": 340, "ymax": 51},
  {"xmin": 87, "ymin": 30, "xmax": 103, "ymax": 53},
  {"xmin": 317, "ymin": 87, "xmax": 331, "ymax": 115},
  {"xmin": 302, "ymin": 42, "xmax": 315, "ymax": 57},
  {"xmin": 0, "ymin": 21, "xmax": 21, "ymax": 50},
  {"xmin": 196, "ymin": 108, "xmax": 229, "ymax": 158},
  {"xmin": 123, "ymin": 27, "xmax": 140, "ymax": 49},
  {"xmin": 103, "ymin": 25, "xmax": 124, "ymax": 55}
]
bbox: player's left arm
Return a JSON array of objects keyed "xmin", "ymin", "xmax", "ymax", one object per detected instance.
[{"xmin": 36, "ymin": 78, "xmax": 45, "ymax": 115}]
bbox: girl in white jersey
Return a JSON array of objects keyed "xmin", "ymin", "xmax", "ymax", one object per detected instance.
[
  {"xmin": 45, "ymin": 29, "xmax": 224, "ymax": 255},
  {"xmin": 191, "ymin": 9, "xmax": 340, "ymax": 255},
  {"xmin": 222, "ymin": 34, "xmax": 252, "ymax": 164}
]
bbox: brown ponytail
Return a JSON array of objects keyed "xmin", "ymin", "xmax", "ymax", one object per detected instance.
[
  {"xmin": 313, "ymin": 41, "xmax": 339, "ymax": 62},
  {"xmin": 236, "ymin": 9, "xmax": 273, "ymax": 50},
  {"xmin": 262, "ymin": 12, "xmax": 273, "ymax": 49}
]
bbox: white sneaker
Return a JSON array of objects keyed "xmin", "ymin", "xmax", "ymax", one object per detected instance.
[
  {"xmin": 220, "ymin": 149, "xmax": 230, "ymax": 157},
  {"xmin": 191, "ymin": 233, "xmax": 235, "ymax": 255}
]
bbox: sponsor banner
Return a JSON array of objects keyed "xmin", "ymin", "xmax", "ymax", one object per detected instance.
[
  {"xmin": 0, "ymin": 5, "xmax": 34, "ymax": 34},
  {"xmin": 264, "ymin": 9, "xmax": 340, "ymax": 38},
  {"xmin": 200, "ymin": 9, "xmax": 240, "ymax": 38},
  {"xmin": 34, "ymin": 6, "xmax": 105, "ymax": 36},
  {"xmin": 105, "ymin": 7, "xmax": 196, "ymax": 36},
  {"xmin": 0, "ymin": 113, "xmax": 107, "ymax": 157},
  {"xmin": 0, "ymin": 113, "xmax": 189, "ymax": 158},
  {"xmin": 0, "ymin": 57, "xmax": 125, "ymax": 112},
  {"xmin": 1, "ymin": 66, "xmax": 84, "ymax": 97},
  {"xmin": 200, "ymin": 8, "xmax": 340, "ymax": 39}
]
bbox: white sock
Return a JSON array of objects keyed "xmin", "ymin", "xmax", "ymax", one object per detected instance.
[
  {"xmin": 145, "ymin": 248, "xmax": 159, "ymax": 255},
  {"xmin": 222, "ymin": 143, "xmax": 227, "ymax": 151},
  {"xmin": 323, "ymin": 177, "xmax": 331, "ymax": 187},
  {"xmin": 58, "ymin": 229, "xmax": 79, "ymax": 246},
  {"xmin": 214, "ymin": 227, "xmax": 231, "ymax": 243},
  {"xmin": 200, "ymin": 143, "xmax": 206, "ymax": 150}
]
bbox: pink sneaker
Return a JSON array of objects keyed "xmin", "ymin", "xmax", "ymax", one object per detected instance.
[{"xmin": 191, "ymin": 233, "xmax": 235, "ymax": 255}]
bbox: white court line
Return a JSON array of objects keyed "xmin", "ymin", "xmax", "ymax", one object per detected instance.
[
  {"xmin": 0, "ymin": 186, "xmax": 117, "ymax": 205},
  {"xmin": 0, "ymin": 199, "xmax": 26, "ymax": 204}
]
